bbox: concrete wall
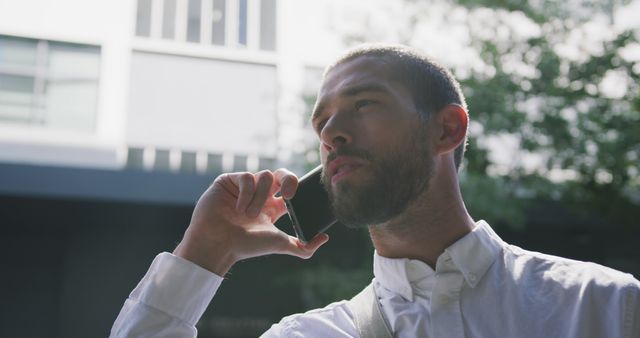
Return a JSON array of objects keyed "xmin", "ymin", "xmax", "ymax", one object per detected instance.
[{"xmin": 127, "ymin": 51, "xmax": 277, "ymax": 156}]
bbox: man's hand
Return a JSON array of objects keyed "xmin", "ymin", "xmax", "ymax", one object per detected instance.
[{"xmin": 173, "ymin": 169, "xmax": 329, "ymax": 275}]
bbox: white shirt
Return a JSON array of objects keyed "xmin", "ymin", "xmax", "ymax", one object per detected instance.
[{"xmin": 111, "ymin": 221, "xmax": 640, "ymax": 337}]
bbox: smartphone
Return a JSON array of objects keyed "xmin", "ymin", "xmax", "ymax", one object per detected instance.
[{"xmin": 284, "ymin": 165, "xmax": 337, "ymax": 243}]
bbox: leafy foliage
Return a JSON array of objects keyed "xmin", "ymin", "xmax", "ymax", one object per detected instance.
[
  {"xmin": 458, "ymin": 1, "xmax": 639, "ymax": 226},
  {"xmin": 291, "ymin": 0, "xmax": 640, "ymax": 308},
  {"xmin": 334, "ymin": 0, "xmax": 640, "ymax": 226}
]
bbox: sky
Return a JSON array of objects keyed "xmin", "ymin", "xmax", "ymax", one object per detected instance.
[
  {"xmin": 285, "ymin": 0, "xmax": 640, "ymax": 177},
  {"xmin": 289, "ymin": 0, "xmax": 640, "ymax": 66},
  {"xmin": 1, "ymin": 0, "xmax": 638, "ymax": 174}
]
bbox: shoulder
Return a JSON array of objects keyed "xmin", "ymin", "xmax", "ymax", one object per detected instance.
[
  {"xmin": 496, "ymin": 245, "xmax": 640, "ymax": 335},
  {"xmin": 502, "ymin": 244, "xmax": 640, "ymax": 293},
  {"xmin": 261, "ymin": 300, "xmax": 358, "ymax": 338}
]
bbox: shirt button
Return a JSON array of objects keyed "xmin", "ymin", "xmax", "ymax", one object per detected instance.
[
  {"xmin": 407, "ymin": 263, "xmax": 417, "ymax": 274},
  {"xmin": 439, "ymin": 295, "xmax": 450, "ymax": 305},
  {"xmin": 468, "ymin": 273, "xmax": 477, "ymax": 283}
]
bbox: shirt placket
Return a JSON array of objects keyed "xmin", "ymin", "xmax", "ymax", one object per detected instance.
[{"xmin": 429, "ymin": 256, "xmax": 465, "ymax": 338}]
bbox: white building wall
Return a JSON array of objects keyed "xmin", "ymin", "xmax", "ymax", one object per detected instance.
[
  {"xmin": 0, "ymin": 0, "xmax": 344, "ymax": 173},
  {"xmin": 0, "ymin": 0, "xmax": 134, "ymax": 168},
  {"xmin": 128, "ymin": 51, "xmax": 277, "ymax": 156}
]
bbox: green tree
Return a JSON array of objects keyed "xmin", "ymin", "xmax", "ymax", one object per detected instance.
[
  {"xmin": 334, "ymin": 0, "xmax": 640, "ymax": 227},
  {"xmin": 460, "ymin": 0, "xmax": 639, "ymax": 226},
  {"xmin": 286, "ymin": 0, "xmax": 640, "ymax": 308}
]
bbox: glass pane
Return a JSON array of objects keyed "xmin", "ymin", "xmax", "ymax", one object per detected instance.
[
  {"xmin": 0, "ymin": 74, "xmax": 35, "ymax": 93},
  {"xmin": 126, "ymin": 147, "xmax": 145, "ymax": 170},
  {"xmin": 0, "ymin": 74, "xmax": 35, "ymax": 122},
  {"xmin": 162, "ymin": 0, "xmax": 177, "ymax": 39},
  {"xmin": 206, "ymin": 153, "xmax": 223, "ymax": 173},
  {"xmin": 136, "ymin": 0, "xmax": 153, "ymax": 37},
  {"xmin": 238, "ymin": 0, "xmax": 247, "ymax": 46},
  {"xmin": 211, "ymin": 0, "xmax": 226, "ymax": 45},
  {"xmin": 233, "ymin": 154, "xmax": 247, "ymax": 172},
  {"xmin": 44, "ymin": 80, "xmax": 98, "ymax": 131},
  {"xmin": 180, "ymin": 151, "xmax": 197, "ymax": 173},
  {"xmin": 154, "ymin": 149, "xmax": 171, "ymax": 171},
  {"xmin": 48, "ymin": 42, "xmax": 100, "ymax": 79},
  {"xmin": 187, "ymin": 0, "xmax": 202, "ymax": 43},
  {"xmin": 258, "ymin": 157, "xmax": 276, "ymax": 170},
  {"xmin": 260, "ymin": 0, "xmax": 277, "ymax": 51},
  {"xmin": 43, "ymin": 41, "xmax": 99, "ymax": 131},
  {"xmin": 0, "ymin": 35, "xmax": 38, "ymax": 66}
]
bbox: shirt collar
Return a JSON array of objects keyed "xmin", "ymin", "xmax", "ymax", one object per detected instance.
[
  {"xmin": 438, "ymin": 220, "xmax": 503, "ymax": 288},
  {"xmin": 372, "ymin": 220, "xmax": 503, "ymax": 301},
  {"xmin": 373, "ymin": 252, "xmax": 435, "ymax": 301}
]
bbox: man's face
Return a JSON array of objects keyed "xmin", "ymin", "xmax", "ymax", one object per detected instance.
[{"xmin": 312, "ymin": 56, "xmax": 435, "ymax": 228}]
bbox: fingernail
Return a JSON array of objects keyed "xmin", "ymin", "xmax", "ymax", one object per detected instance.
[{"xmin": 284, "ymin": 186, "xmax": 295, "ymax": 199}]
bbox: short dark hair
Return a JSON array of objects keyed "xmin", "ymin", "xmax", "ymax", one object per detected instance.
[{"xmin": 324, "ymin": 44, "xmax": 469, "ymax": 171}]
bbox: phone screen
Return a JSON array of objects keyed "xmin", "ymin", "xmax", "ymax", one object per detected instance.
[{"xmin": 285, "ymin": 165, "xmax": 337, "ymax": 243}]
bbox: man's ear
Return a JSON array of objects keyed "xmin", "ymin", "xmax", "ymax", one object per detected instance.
[{"xmin": 432, "ymin": 104, "xmax": 468, "ymax": 155}]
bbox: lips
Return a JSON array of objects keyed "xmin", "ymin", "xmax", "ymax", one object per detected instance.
[{"xmin": 328, "ymin": 156, "xmax": 367, "ymax": 184}]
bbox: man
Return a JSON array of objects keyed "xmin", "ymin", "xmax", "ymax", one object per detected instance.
[{"xmin": 111, "ymin": 44, "xmax": 640, "ymax": 337}]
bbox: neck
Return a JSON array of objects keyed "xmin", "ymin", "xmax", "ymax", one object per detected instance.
[{"xmin": 368, "ymin": 160, "xmax": 475, "ymax": 268}]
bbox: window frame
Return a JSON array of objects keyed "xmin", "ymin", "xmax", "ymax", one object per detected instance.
[
  {"xmin": 0, "ymin": 35, "xmax": 101, "ymax": 131},
  {"xmin": 134, "ymin": 0, "xmax": 277, "ymax": 57}
]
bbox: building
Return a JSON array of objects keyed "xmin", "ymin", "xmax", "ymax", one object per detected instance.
[
  {"xmin": 0, "ymin": 0, "xmax": 342, "ymax": 337},
  {"xmin": 4, "ymin": 1, "xmax": 637, "ymax": 337},
  {"xmin": 0, "ymin": 0, "xmax": 287, "ymax": 173}
]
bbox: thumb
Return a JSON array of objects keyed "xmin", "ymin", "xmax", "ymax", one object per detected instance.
[{"xmin": 282, "ymin": 233, "xmax": 330, "ymax": 259}]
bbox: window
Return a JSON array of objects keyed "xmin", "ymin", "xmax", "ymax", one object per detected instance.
[
  {"xmin": 259, "ymin": 0, "xmax": 277, "ymax": 51},
  {"xmin": 187, "ymin": 0, "xmax": 202, "ymax": 43},
  {"xmin": 135, "ymin": 0, "xmax": 276, "ymax": 51},
  {"xmin": 237, "ymin": 0, "xmax": 248, "ymax": 46},
  {"xmin": 211, "ymin": 0, "xmax": 226, "ymax": 45},
  {"xmin": 135, "ymin": 0, "xmax": 152, "ymax": 37},
  {"xmin": 0, "ymin": 35, "xmax": 100, "ymax": 132},
  {"xmin": 162, "ymin": 0, "xmax": 177, "ymax": 39}
]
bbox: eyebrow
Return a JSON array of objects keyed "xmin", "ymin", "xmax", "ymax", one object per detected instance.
[{"xmin": 311, "ymin": 83, "xmax": 390, "ymax": 123}]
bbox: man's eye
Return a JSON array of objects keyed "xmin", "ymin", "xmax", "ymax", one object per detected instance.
[{"xmin": 355, "ymin": 100, "xmax": 374, "ymax": 110}]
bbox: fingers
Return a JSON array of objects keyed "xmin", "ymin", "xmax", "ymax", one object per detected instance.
[
  {"xmin": 234, "ymin": 172, "xmax": 256, "ymax": 213},
  {"xmin": 266, "ymin": 168, "xmax": 298, "ymax": 221},
  {"xmin": 272, "ymin": 168, "xmax": 299, "ymax": 200},
  {"xmin": 267, "ymin": 198, "xmax": 289, "ymax": 223},
  {"xmin": 228, "ymin": 169, "xmax": 298, "ymax": 218},
  {"xmin": 245, "ymin": 171, "xmax": 274, "ymax": 218}
]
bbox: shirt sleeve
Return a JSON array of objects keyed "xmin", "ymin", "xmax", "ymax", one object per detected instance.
[
  {"xmin": 258, "ymin": 300, "xmax": 358, "ymax": 338},
  {"xmin": 110, "ymin": 252, "xmax": 224, "ymax": 338},
  {"xmin": 626, "ymin": 279, "xmax": 640, "ymax": 338}
]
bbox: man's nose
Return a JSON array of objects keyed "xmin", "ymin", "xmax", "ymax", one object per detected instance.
[{"xmin": 320, "ymin": 110, "xmax": 353, "ymax": 152}]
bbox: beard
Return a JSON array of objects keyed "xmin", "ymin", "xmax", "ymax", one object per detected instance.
[{"xmin": 321, "ymin": 126, "xmax": 434, "ymax": 228}]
